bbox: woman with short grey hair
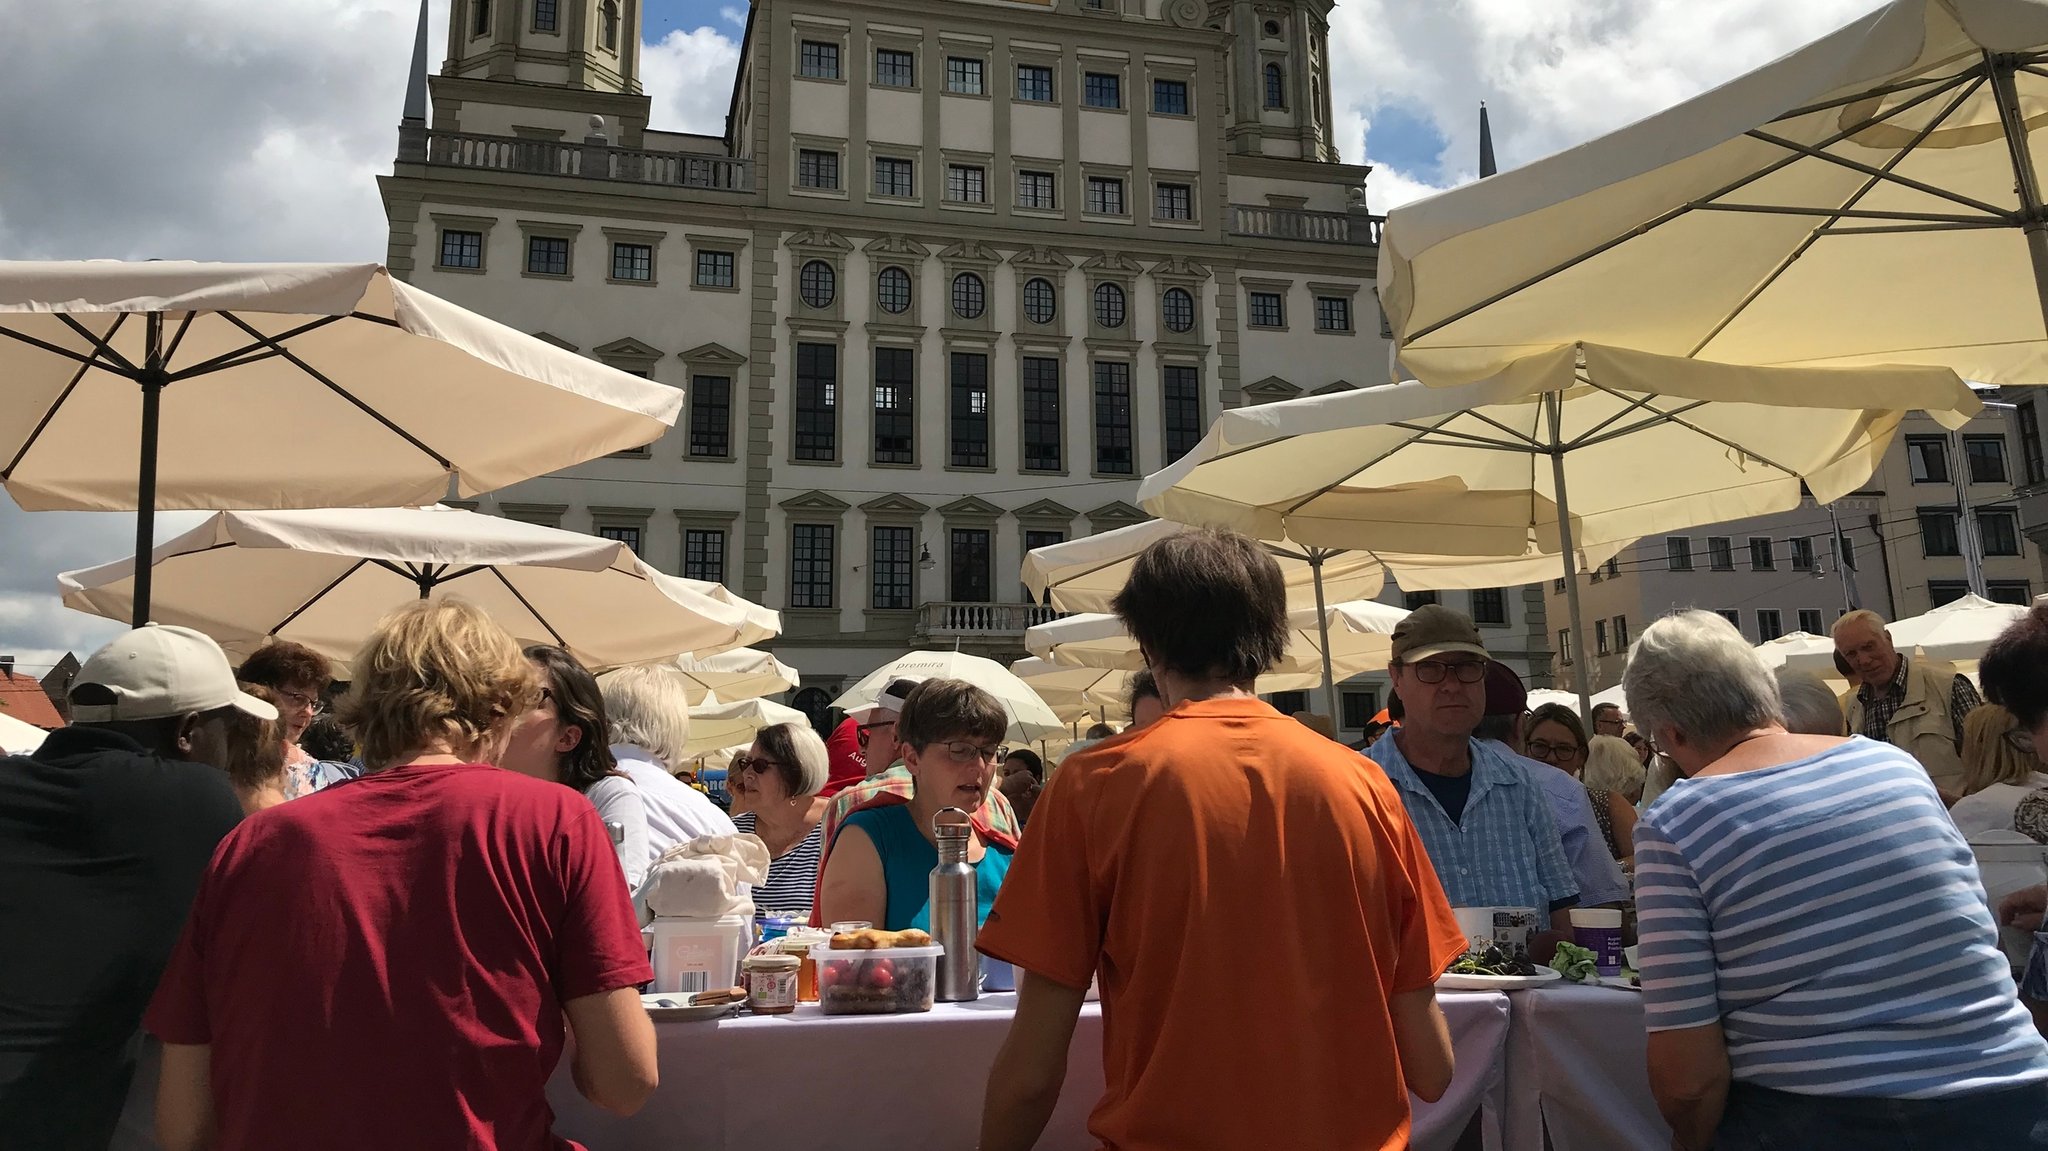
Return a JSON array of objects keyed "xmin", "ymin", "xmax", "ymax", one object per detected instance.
[
  {"xmin": 729, "ymin": 721, "xmax": 831, "ymax": 912},
  {"xmin": 1624, "ymin": 610, "xmax": 2048, "ymax": 1150},
  {"xmin": 1773, "ymin": 668, "xmax": 1846, "ymax": 737}
]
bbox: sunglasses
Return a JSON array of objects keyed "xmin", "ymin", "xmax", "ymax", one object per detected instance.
[
  {"xmin": 1407, "ymin": 660, "xmax": 1489, "ymax": 684},
  {"xmin": 730, "ymin": 755, "xmax": 786, "ymax": 776}
]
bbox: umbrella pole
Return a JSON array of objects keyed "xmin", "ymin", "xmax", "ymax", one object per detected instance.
[
  {"xmin": 1310, "ymin": 549, "xmax": 1338, "ymax": 720},
  {"xmin": 131, "ymin": 312, "xmax": 167, "ymax": 629},
  {"xmin": 1546, "ymin": 394, "xmax": 1593, "ymax": 718},
  {"xmin": 1988, "ymin": 54, "xmax": 2048, "ymax": 346}
]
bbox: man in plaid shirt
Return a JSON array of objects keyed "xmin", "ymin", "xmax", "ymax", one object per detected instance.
[{"xmin": 1834, "ymin": 609, "xmax": 1981, "ymax": 795}]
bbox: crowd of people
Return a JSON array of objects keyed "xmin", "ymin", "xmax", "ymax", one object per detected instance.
[{"xmin": 11, "ymin": 524, "xmax": 2048, "ymax": 1149}]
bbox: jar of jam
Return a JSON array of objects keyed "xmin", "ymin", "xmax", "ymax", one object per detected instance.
[
  {"xmin": 742, "ymin": 953, "xmax": 800, "ymax": 1015},
  {"xmin": 779, "ymin": 928, "xmax": 832, "ymax": 1003}
]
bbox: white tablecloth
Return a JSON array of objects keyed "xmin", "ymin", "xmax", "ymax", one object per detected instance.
[
  {"xmin": 547, "ymin": 990, "xmax": 1512, "ymax": 1151},
  {"xmin": 1500, "ymin": 984, "xmax": 1671, "ymax": 1151}
]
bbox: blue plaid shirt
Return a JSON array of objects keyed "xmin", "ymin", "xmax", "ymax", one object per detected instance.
[{"xmin": 1367, "ymin": 731, "xmax": 1579, "ymax": 912}]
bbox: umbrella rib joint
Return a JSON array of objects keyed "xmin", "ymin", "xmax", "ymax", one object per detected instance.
[{"xmin": 217, "ymin": 312, "xmax": 455, "ymax": 471}]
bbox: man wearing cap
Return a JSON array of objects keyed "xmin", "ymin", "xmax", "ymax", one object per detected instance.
[
  {"xmin": 1475, "ymin": 664, "xmax": 1632, "ymax": 909},
  {"xmin": 1366, "ymin": 605, "xmax": 1579, "ymax": 955},
  {"xmin": 0, "ymin": 625, "xmax": 269, "ymax": 1150}
]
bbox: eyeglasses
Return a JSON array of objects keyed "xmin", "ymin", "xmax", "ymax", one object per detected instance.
[
  {"xmin": 1525, "ymin": 740, "xmax": 1583, "ymax": 762},
  {"xmin": 278, "ymin": 688, "xmax": 320, "ymax": 712},
  {"xmin": 1405, "ymin": 660, "xmax": 1488, "ymax": 684},
  {"xmin": 730, "ymin": 755, "xmax": 786, "ymax": 776},
  {"xmin": 938, "ymin": 741, "xmax": 1003, "ymax": 764}
]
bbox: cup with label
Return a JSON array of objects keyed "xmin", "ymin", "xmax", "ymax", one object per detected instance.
[{"xmin": 1452, "ymin": 906, "xmax": 1539, "ymax": 960}]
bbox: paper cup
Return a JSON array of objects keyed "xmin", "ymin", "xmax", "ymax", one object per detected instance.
[{"xmin": 1569, "ymin": 908, "xmax": 1625, "ymax": 974}]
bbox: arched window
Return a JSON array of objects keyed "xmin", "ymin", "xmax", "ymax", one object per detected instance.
[
  {"xmin": 1094, "ymin": 282, "xmax": 1127, "ymax": 329},
  {"xmin": 472, "ymin": 0, "xmax": 491, "ymax": 36},
  {"xmin": 876, "ymin": 266, "xmax": 911, "ymax": 314},
  {"xmin": 1160, "ymin": 287, "xmax": 1195, "ymax": 333},
  {"xmin": 1022, "ymin": 278, "xmax": 1057, "ymax": 325},
  {"xmin": 951, "ymin": 272, "xmax": 986, "ymax": 319},
  {"xmin": 1264, "ymin": 62, "xmax": 1285, "ymax": 109},
  {"xmin": 600, "ymin": 0, "xmax": 620, "ymax": 51},
  {"xmin": 799, "ymin": 260, "xmax": 836, "ymax": 309}
]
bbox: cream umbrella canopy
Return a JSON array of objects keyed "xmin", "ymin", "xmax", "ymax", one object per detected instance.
[
  {"xmin": 679, "ymin": 695, "xmax": 810, "ymax": 760},
  {"xmin": 1382, "ymin": 0, "xmax": 2048, "ymax": 386},
  {"xmin": 57, "ymin": 505, "xmax": 777, "ymax": 674},
  {"xmin": 1025, "ymin": 601, "xmax": 1409, "ymax": 693},
  {"xmin": 0, "ymin": 710, "xmax": 49, "ymax": 755},
  {"xmin": 0, "ymin": 262, "xmax": 686, "ymax": 625},
  {"xmin": 1786, "ymin": 593, "xmax": 2028, "ymax": 672},
  {"xmin": 1007, "ymin": 658, "xmax": 1132, "ymax": 724},
  {"xmin": 831, "ymin": 650, "xmax": 1065, "ymax": 744},
  {"xmin": 670, "ymin": 648, "xmax": 801, "ymax": 705}
]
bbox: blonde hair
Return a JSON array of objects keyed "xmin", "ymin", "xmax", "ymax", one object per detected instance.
[
  {"xmin": 1583, "ymin": 735, "xmax": 1646, "ymax": 801},
  {"xmin": 597, "ymin": 664, "xmax": 694, "ymax": 767},
  {"xmin": 337, "ymin": 600, "xmax": 536, "ymax": 771},
  {"xmin": 1960, "ymin": 704, "xmax": 2036, "ymax": 796}
]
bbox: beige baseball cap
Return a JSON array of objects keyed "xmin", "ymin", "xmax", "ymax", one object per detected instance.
[{"xmin": 70, "ymin": 624, "xmax": 280, "ymax": 723}]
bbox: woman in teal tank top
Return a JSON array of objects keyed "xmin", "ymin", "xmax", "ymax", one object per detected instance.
[{"xmin": 817, "ymin": 679, "xmax": 1015, "ymax": 931}]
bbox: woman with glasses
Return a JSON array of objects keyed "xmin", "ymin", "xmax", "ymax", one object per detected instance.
[
  {"xmin": 818, "ymin": 678, "xmax": 1014, "ymax": 932},
  {"xmin": 1949, "ymin": 705, "xmax": 2048, "ymax": 842},
  {"xmin": 499, "ymin": 645, "xmax": 649, "ymax": 891},
  {"xmin": 729, "ymin": 722, "xmax": 831, "ymax": 912},
  {"xmin": 1524, "ymin": 702, "xmax": 1636, "ymax": 862},
  {"xmin": 236, "ymin": 639, "xmax": 356, "ymax": 799}
]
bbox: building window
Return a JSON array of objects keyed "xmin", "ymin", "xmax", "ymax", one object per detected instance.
[
  {"xmin": 1918, "ymin": 508, "xmax": 1960, "ymax": 556},
  {"xmin": 1404, "ymin": 591, "xmax": 1440, "ymax": 611},
  {"xmin": 1093, "ymin": 282, "xmax": 1127, "ymax": 329},
  {"xmin": 950, "ymin": 529, "xmax": 994, "ymax": 602},
  {"xmin": 875, "ymin": 266, "xmax": 912, "ymax": 314},
  {"xmin": 1160, "ymin": 287, "xmax": 1195, "ymax": 333},
  {"xmin": 951, "ymin": 272, "xmax": 986, "ymax": 319},
  {"xmin": 1248, "ymin": 290, "xmax": 1284, "ymax": 328},
  {"xmin": 1340, "ymin": 689, "xmax": 1378, "ymax": 731},
  {"xmin": 610, "ymin": 242, "xmax": 652, "ymax": 282},
  {"xmin": 871, "ymin": 526, "xmax": 914, "ymax": 610},
  {"xmin": 950, "ymin": 352, "xmax": 991, "ymax": 468},
  {"xmin": 2021, "ymin": 401, "xmax": 2046, "ymax": 485},
  {"xmin": 694, "ymin": 249, "xmax": 735, "ymax": 287},
  {"xmin": 1154, "ymin": 182, "xmax": 1193, "ymax": 221},
  {"xmin": 472, "ymin": 0, "xmax": 490, "ymax": 36},
  {"xmin": 1017, "ymin": 170, "xmax": 1056, "ymax": 210},
  {"xmin": 1965, "ymin": 435, "xmax": 2009, "ymax": 484},
  {"xmin": 1929, "ymin": 580, "xmax": 1970, "ymax": 607},
  {"xmin": 1666, "ymin": 536, "xmax": 1693, "ymax": 571},
  {"xmin": 1264, "ymin": 62, "xmax": 1285, "ymax": 108},
  {"xmin": 597, "ymin": 524, "xmax": 642, "ymax": 555},
  {"xmin": 1757, "ymin": 609, "xmax": 1783, "ymax": 642},
  {"xmin": 874, "ymin": 156, "xmax": 915, "ymax": 198},
  {"xmin": 876, "ymin": 48, "xmax": 916, "ymax": 87},
  {"xmin": 683, "ymin": 528, "xmax": 726, "ymax": 584},
  {"xmin": 1749, "ymin": 536, "xmax": 1774, "ymax": 570},
  {"xmin": 790, "ymin": 525, "xmax": 835, "ymax": 608},
  {"xmin": 797, "ymin": 149, "xmax": 840, "ymax": 190},
  {"xmin": 1614, "ymin": 615, "xmax": 1630, "ymax": 648},
  {"xmin": 1798, "ymin": 608, "xmax": 1824, "ymax": 635},
  {"xmin": 1603, "ymin": 558, "xmax": 1620, "ymax": 578},
  {"xmin": 525, "ymin": 236, "xmax": 570, "ymax": 276},
  {"xmin": 1707, "ymin": 536, "xmax": 1733, "ymax": 570},
  {"xmin": 1907, "ymin": 436, "xmax": 1950, "ymax": 483},
  {"xmin": 1270, "ymin": 690, "xmax": 1309, "ymax": 715},
  {"xmin": 1715, "ymin": 609, "xmax": 1741, "ymax": 632},
  {"xmin": 1832, "ymin": 532, "xmax": 1857, "ymax": 570},
  {"xmin": 1469, "ymin": 587, "xmax": 1507, "ymax": 625},
  {"xmin": 1084, "ymin": 72, "xmax": 1122, "ymax": 109},
  {"xmin": 1314, "ymin": 296, "xmax": 1352, "ymax": 332},
  {"xmin": 1153, "ymin": 78, "xmax": 1189, "ymax": 115},
  {"xmin": 1789, "ymin": 536, "xmax": 1814, "ymax": 570},
  {"xmin": 1086, "ymin": 176, "xmax": 1126, "ymax": 215},
  {"xmin": 1163, "ymin": 365, "xmax": 1202, "ymax": 463},
  {"xmin": 1018, "ymin": 279, "xmax": 1056, "ymax": 326},
  {"xmin": 1990, "ymin": 581, "xmax": 2034, "ymax": 605},
  {"xmin": 1557, "ymin": 629, "xmax": 1572, "ymax": 666},
  {"xmin": 1017, "ymin": 64, "xmax": 1054, "ymax": 102},
  {"xmin": 1595, "ymin": 619, "xmax": 1608, "ymax": 656},
  {"xmin": 599, "ymin": 0, "xmax": 619, "ymax": 49},
  {"xmin": 532, "ymin": 0, "xmax": 558, "ymax": 31},
  {"xmin": 945, "ymin": 164, "xmax": 987, "ymax": 204},
  {"xmin": 688, "ymin": 375, "xmax": 731, "ymax": 458},
  {"xmin": 946, "ymin": 57, "xmax": 984, "ymax": 94},
  {"xmin": 1023, "ymin": 530, "xmax": 1066, "ymax": 579},
  {"xmin": 800, "ymin": 40, "xmax": 841, "ymax": 79},
  {"xmin": 1094, "ymin": 360, "xmax": 1134, "ymax": 474},
  {"xmin": 872, "ymin": 347, "xmax": 914, "ymax": 465},
  {"xmin": 1981, "ymin": 509, "xmax": 2023, "ymax": 555},
  {"xmin": 794, "ymin": 342, "xmax": 837, "ymax": 461},
  {"xmin": 438, "ymin": 229, "xmax": 483, "ymax": 270},
  {"xmin": 1022, "ymin": 357, "xmax": 1062, "ymax": 471},
  {"xmin": 798, "ymin": 260, "xmax": 836, "ymax": 308}
]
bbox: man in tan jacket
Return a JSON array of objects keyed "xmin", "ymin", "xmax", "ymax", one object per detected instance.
[{"xmin": 1833, "ymin": 609, "xmax": 1981, "ymax": 794}]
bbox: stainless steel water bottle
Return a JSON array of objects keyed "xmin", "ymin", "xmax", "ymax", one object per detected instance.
[{"xmin": 929, "ymin": 806, "xmax": 980, "ymax": 1002}]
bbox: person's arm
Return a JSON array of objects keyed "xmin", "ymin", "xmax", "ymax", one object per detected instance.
[
  {"xmin": 564, "ymin": 986, "xmax": 658, "ymax": 1115},
  {"xmin": 979, "ymin": 970, "xmax": 1087, "ymax": 1151},
  {"xmin": 1648, "ymin": 1024, "xmax": 1730, "ymax": 1151},
  {"xmin": 588, "ymin": 777, "xmax": 651, "ymax": 892},
  {"xmin": 2001, "ymin": 884, "xmax": 2048, "ymax": 933},
  {"xmin": 1389, "ymin": 986, "xmax": 1454, "ymax": 1102},
  {"xmin": 156, "ymin": 1043, "xmax": 215, "ymax": 1151},
  {"xmin": 817, "ymin": 823, "xmax": 888, "ymax": 928},
  {"xmin": 1609, "ymin": 793, "xmax": 1638, "ymax": 861}
]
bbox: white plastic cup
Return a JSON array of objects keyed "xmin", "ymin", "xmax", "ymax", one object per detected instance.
[{"xmin": 1569, "ymin": 908, "xmax": 1624, "ymax": 975}]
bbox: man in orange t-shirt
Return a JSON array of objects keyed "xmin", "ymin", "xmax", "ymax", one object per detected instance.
[{"xmin": 977, "ymin": 528, "xmax": 1469, "ymax": 1151}]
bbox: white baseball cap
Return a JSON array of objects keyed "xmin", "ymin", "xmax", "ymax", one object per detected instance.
[
  {"xmin": 851, "ymin": 675, "xmax": 926, "ymax": 725},
  {"xmin": 70, "ymin": 624, "xmax": 280, "ymax": 723}
]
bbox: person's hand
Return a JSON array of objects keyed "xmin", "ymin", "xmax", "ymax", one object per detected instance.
[{"xmin": 2001, "ymin": 885, "xmax": 2048, "ymax": 933}]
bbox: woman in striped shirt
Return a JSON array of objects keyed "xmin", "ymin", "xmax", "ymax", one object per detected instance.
[
  {"xmin": 1626, "ymin": 610, "xmax": 2048, "ymax": 1151},
  {"xmin": 730, "ymin": 722, "xmax": 830, "ymax": 913}
]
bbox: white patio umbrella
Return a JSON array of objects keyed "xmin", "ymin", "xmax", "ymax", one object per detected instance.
[
  {"xmin": 1007, "ymin": 657, "xmax": 1131, "ymax": 724},
  {"xmin": 1752, "ymin": 630, "xmax": 1839, "ymax": 670},
  {"xmin": 1787, "ymin": 594, "xmax": 2027, "ymax": 673},
  {"xmin": 670, "ymin": 648, "xmax": 800, "ymax": 705},
  {"xmin": 831, "ymin": 650, "xmax": 1064, "ymax": 744},
  {"xmin": 1137, "ymin": 346, "xmax": 1979, "ymax": 714},
  {"xmin": 0, "ymin": 710, "xmax": 49, "ymax": 754},
  {"xmin": 1382, "ymin": 0, "xmax": 2048, "ymax": 386},
  {"xmin": 57, "ymin": 505, "xmax": 777, "ymax": 674},
  {"xmin": 0, "ymin": 261, "xmax": 686, "ymax": 625},
  {"xmin": 1025, "ymin": 601, "xmax": 1408, "ymax": 697},
  {"xmin": 679, "ymin": 694, "xmax": 809, "ymax": 760}
]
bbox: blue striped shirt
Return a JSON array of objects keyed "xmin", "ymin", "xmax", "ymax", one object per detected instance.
[
  {"xmin": 1636, "ymin": 737, "xmax": 2048, "ymax": 1099},
  {"xmin": 1367, "ymin": 732, "xmax": 1578, "ymax": 912}
]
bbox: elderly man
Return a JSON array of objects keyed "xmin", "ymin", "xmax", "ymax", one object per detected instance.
[
  {"xmin": 1832, "ymin": 609, "xmax": 1981, "ymax": 792},
  {"xmin": 1367, "ymin": 605, "xmax": 1580, "ymax": 954}
]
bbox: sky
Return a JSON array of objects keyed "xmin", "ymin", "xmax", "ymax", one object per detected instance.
[{"xmin": 0, "ymin": 0, "xmax": 1890, "ymax": 677}]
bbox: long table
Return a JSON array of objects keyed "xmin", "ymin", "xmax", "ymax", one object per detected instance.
[
  {"xmin": 546, "ymin": 990, "xmax": 1512, "ymax": 1151},
  {"xmin": 1499, "ymin": 983, "xmax": 1673, "ymax": 1151}
]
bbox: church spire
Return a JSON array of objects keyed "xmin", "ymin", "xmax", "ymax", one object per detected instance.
[
  {"xmin": 401, "ymin": 0, "xmax": 429, "ymax": 127},
  {"xmin": 1479, "ymin": 101, "xmax": 1498, "ymax": 178}
]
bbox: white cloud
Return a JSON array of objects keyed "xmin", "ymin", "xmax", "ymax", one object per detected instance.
[
  {"xmin": 719, "ymin": 6, "xmax": 747, "ymax": 28},
  {"xmin": 642, "ymin": 25, "xmax": 744, "ymax": 134}
]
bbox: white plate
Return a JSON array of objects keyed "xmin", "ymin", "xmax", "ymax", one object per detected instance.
[
  {"xmin": 641, "ymin": 992, "xmax": 741, "ymax": 1022},
  {"xmin": 1439, "ymin": 964, "xmax": 1564, "ymax": 990}
]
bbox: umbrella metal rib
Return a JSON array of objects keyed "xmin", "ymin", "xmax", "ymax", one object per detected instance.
[{"xmin": 218, "ymin": 312, "xmax": 453, "ymax": 470}]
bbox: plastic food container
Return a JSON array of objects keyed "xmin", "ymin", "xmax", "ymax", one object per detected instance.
[{"xmin": 810, "ymin": 942, "xmax": 944, "ymax": 1015}]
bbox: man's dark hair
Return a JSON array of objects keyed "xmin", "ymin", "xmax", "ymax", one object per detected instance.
[
  {"xmin": 237, "ymin": 640, "xmax": 334, "ymax": 693},
  {"xmin": 1111, "ymin": 528, "xmax": 1287, "ymax": 683},
  {"xmin": 299, "ymin": 715, "xmax": 355, "ymax": 762},
  {"xmin": 1126, "ymin": 667, "xmax": 1160, "ymax": 716},
  {"xmin": 1003, "ymin": 748, "xmax": 1044, "ymax": 780},
  {"xmin": 1084, "ymin": 722, "xmax": 1117, "ymax": 740},
  {"xmin": 67, "ymin": 682, "xmax": 218, "ymax": 758},
  {"xmin": 1591, "ymin": 702, "xmax": 1622, "ymax": 722},
  {"xmin": 523, "ymin": 645, "xmax": 620, "ymax": 793},
  {"xmin": 1982, "ymin": 605, "xmax": 2048, "ymax": 731},
  {"xmin": 1386, "ymin": 691, "xmax": 1404, "ymax": 722},
  {"xmin": 899, "ymin": 678, "xmax": 1009, "ymax": 750},
  {"xmin": 1474, "ymin": 714, "xmax": 1517, "ymax": 744}
]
